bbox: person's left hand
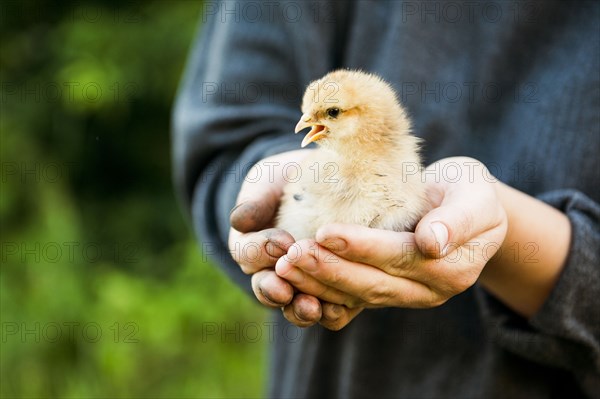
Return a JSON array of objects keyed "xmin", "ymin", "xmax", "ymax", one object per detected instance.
[{"xmin": 275, "ymin": 157, "xmax": 508, "ymax": 330}]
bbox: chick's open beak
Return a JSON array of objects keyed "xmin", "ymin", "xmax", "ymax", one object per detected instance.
[{"xmin": 295, "ymin": 113, "xmax": 327, "ymax": 148}]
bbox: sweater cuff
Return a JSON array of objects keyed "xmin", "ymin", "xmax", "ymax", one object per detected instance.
[
  {"xmin": 529, "ymin": 190, "xmax": 600, "ymax": 351},
  {"xmin": 476, "ymin": 190, "xmax": 600, "ymax": 393}
]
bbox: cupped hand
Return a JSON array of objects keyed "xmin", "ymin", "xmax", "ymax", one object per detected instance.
[
  {"xmin": 229, "ymin": 150, "xmax": 342, "ymax": 327},
  {"xmin": 274, "ymin": 157, "xmax": 508, "ymax": 330}
]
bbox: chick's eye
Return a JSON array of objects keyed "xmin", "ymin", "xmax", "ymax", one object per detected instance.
[{"xmin": 326, "ymin": 107, "xmax": 340, "ymax": 118}]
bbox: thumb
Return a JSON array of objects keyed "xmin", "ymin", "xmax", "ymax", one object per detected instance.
[
  {"xmin": 230, "ymin": 198, "xmax": 279, "ymax": 233},
  {"xmin": 415, "ymin": 157, "xmax": 505, "ymax": 258},
  {"xmin": 230, "ymin": 150, "xmax": 309, "ymax": 233},
  {"xmin": 414, "ymin": 204, "xmax": 475, "ymax": 258},
  {"xmin": 415, "ymin": 186, "xmax": 506, "ymax": 258}
]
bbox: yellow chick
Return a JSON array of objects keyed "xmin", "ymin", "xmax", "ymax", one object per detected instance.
[{"xmin": 275, "ymin": 70, "xmax": 427, "ymax": 240}]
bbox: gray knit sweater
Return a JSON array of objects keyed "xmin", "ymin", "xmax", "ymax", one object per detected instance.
[{"xmin": 172, "ymin": 1, "xmax": 600, "ymax": 397}]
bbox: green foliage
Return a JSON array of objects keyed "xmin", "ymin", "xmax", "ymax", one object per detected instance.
[{"xmin": 1, "ymin": 1, "xmax": 268, "ymax": 397}]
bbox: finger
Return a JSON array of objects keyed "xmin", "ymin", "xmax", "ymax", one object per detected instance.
[
  {"xmin": 320, "ymin": 303, "xmax": 363, "ymax": 331},
  {"xmin": 416, "ymin": 158, "xmax": 505, "ymax": 258},
  {"xmin": 415, "ymin": 203, "xmax": 504, "ymax": 258},
  {"xmin": 275, "ymin": 254, "xmax": 357, "ymax": 307},
  {"xmin": 317, "ymin": 219, "xmax": 506, "ymax": 296},
  {"xmin": 315, "ymin": 224, "xmax": 421, "ymax": 275},
  {"xmin": 251, "ymin": 269, "xmax": 294, "ymax": 307},
  {"xmin": 230, "ymin": 200, "xmax": 279, "ymax": 233},
  {"xmin": 282, "ymin": 293, "xmax": 322, "ymax": 327},
  {"xmin": 230, "ymin": 150, "xmax": 309, "ymax": 233},
  {"xmin": 315, "ymin": 226, "xmax": 469, "ymax": 289},
  {"xmin": 289, "ymin": 240, "xmax": 440, "ymax": 308},
  {"xmin": 229, "ymin": 228, "xmax": 295, "ymax": 274}
]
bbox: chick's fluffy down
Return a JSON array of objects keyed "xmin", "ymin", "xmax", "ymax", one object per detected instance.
[{"xmin": 275, "ymin": 70, "xmax": 427, "ymax": 240}]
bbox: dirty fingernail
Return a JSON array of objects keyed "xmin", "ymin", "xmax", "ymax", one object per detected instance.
[
  {"xmin": 230, "ymin": 202, "xmax": 246, "ymax": 216},
  {"xmin": 259, "ymin": 286, "xmax": 283, "ymax": 306},
  {"xmin": 293, "ymin": 308, "xmax": 309, "ymax": 322},
  {"xmin": 265, "ymin": 240, "xmax": 286, "ymax": 257}
]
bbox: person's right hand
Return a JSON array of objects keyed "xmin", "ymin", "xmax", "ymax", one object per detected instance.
[{"xmin": 229, "ymin": 150, "xmax": 334, "ymax": 327}]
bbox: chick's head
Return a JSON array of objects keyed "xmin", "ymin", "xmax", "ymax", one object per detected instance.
[{"xmin": 295, "ymin": 70, "xmax": 410, "ymax": 150}]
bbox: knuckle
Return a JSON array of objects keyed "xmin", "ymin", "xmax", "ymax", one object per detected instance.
[
  {"xmin": 316, "ymin": 285, "xmax": 333, "ymax": 301},
  {"xmin": 383, "ymin": 253, "xmax": 416, "ymax": 275},
  {"xmin": 379, "ymin": 252, "xmax": 401, "ymax": 271},
  {"xmin": 344, "ymin": 297, "xmax": 363, "ymax": 309},
  {"xmin": 231, "ymin": 236, "xmax": 272, "ymax": 270},
  {"xmin": 365, "ymin": 283, "xmax": 391, "ymax": 305},
  {"xmin": 328, "ymin": 269, "xmax": 345, "ymax": 285}
]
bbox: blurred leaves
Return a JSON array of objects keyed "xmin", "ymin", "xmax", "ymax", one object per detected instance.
[{"xmin": 1, "ymin": 1, "xmax": 268, "ymax": 398}]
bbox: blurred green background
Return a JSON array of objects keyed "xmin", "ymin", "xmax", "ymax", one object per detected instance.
[{"xmin": 1, "ymin": 1, "xmax": 268, "ymax": 397}]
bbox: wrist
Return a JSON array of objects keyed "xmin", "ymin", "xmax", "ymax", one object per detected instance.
[{"xmin": 479, "ymin": 182, "xmax": 571, "ymax": 318}]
